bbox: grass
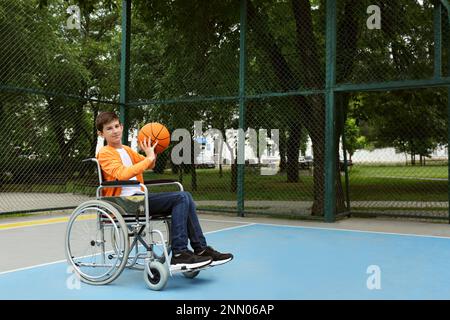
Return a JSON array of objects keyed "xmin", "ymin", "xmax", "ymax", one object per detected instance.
[
  {"xmin": 0, "ymin": 212, "xmax": 35, "ymax": 220},
  {"xmin": 144, "ymin": 168, "xmax": 314, "ymax": 201},
  {"xmin": 349, "ymin": 165, "xmax": 448, "ymax": 179},
  {"xmin": 351, "ymin": 206, "xmax": 447, "ymax": 212},
  {"xmin": 1, "ymin": 165, "xmax": 447, "ymax": 202},
  {"xmin": 347, "ymin": 176, "xmax": 447, "ymax": 201},
  {"xmin": 144, "ymin": 165, "xmax": 448, "ymax": 202}
]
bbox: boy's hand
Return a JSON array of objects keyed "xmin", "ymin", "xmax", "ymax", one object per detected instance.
[{"xmin": 139, "ymin": 138, "xmax": 158, "ymax": 162}]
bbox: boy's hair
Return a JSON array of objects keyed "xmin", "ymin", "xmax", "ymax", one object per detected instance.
[{"xmin": 96, "ymin": 111, "xmax": 120, "ymax": 132}]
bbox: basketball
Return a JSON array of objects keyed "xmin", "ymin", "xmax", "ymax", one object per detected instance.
[{"xmin": 138, "ymin": 122, "xmax": 170, "ymax": 154}]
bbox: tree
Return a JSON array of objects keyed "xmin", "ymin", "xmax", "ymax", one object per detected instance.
[
  {"xmin": 131, "ymin": 0, "xmax": 372, "ymax": 215},
  {"xmin": 362, "ymin": 89, "xmax": 447, "ymax": 165},
  {"xmin": 1, "ymin": 0, "xmax": 121, "ymax": 186}
]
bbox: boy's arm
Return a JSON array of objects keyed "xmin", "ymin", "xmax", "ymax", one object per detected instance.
[
  {"xmin": 98, "ymin": 149, "xmax": 152, "ymax": 180},
  {"xmin": 129, "ymin": 147, "xmax": 156, "ymax": 170}
]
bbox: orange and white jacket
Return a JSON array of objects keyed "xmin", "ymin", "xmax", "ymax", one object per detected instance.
[{"xmin": 96, "ymin": 145, "xmax": 154, "ymax": 197}]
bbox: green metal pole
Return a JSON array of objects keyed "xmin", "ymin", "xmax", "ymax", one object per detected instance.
[
  {"xmin": 435, "ymin": 2, "xmax": 442, "ymax": 79},
  {"xmin": 447, "ymin": 87, "xmax": 450, "ymax": 224},
  {"xmin": 120, "ymin": 0, "xmax": 131, "ymax": 145},
  {"xmin": 237, "ymin": 0, "xmax": 247, "ymax": 217},
  {"xmin": 324, "ymin": 0, "xmax": 337, "ymax": 222},
  {"xmin": 441, "ymin": 0, "xmax": 450, "ymax": 223},
  {"xmin": 339, "ymin": 96, "xmax": 351, "ymax": 213},
  {"xmin": 441, "ymin": 0, "xmax": 450, "ymax": 224},
  {"xmin": 440, "ymin": 0, "xmax": 450, "ymax": 15},
  {"xmin": 446, "ymin": 9, "xmax": 450, "ymax": 224}
]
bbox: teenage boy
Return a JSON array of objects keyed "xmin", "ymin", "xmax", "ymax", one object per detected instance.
[{"xmin": 96, "ymin": 111, "xmax": 233, "ymax": 270}]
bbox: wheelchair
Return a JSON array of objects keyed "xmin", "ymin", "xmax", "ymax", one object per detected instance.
[{"xmin": 65, "ymin": 158, "xmax": 204, "ymax": 291}]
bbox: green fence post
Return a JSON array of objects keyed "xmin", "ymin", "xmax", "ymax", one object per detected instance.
[
  {"xmin": 324, "ymin": 0, "xmax": 337, "ymax": 222},
  {"xmin": 237, "ymin": 0, "xmax": 247, "ymax": 217},
  {"xmin": 339, "ymin": 96, "xmax": 351, "ymax": 213},
  {"xmin": 441, "ymin": 0, "xmax": 450, "ymax": 223},
  {"xmin": 447, "ymin": 8, "xmax": 450, "ymax": 225},
  {"xmin": 440, "ymin": 0, "xmax": 450, "ymax": 224},
  {"xmin": 120, "ymin": 0, "xmax": 131, "ymax": 145},
  {"xmin": 435, "ymin": 1, "xmax": 442, "ymax": 79}
]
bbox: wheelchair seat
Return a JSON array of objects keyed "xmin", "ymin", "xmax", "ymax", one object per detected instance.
[{"xmin": 101, "ymin": 195, "xmax": 172, "ymax": 223}]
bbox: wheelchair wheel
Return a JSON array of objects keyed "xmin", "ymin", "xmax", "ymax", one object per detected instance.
[
  {"xmin": 144, "ymin": 260, "xmax": 168, "ymax": 291},
  {"xmin": 182, "ymin": 270, "xmax": 200, "ymax": 279},
  {"xmin": 65, "ymin": 200, "xmax": 130, "ymax": 285}
]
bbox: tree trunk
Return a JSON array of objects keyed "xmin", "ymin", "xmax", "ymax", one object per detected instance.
[
  {"xmin": 311, "ymin": 133, "xmax": 325, "ymax": 216},
  {"xmin": 231, "ymin": 158, "xmax": 237, "ymax": 193},
  {"xmin": 279, "ymin": 129, "xmax": 287, "ymax": 173},
  {"xmin": 190, "ymin": 139, "xmax": 197, "ymax": 191},
  {"xmin": 47, "ymin": 98, "xmax": 69, "ymax": 164},
  {"xmin": 286, "ymin": 122, "xmax": 301, "ymax": 182},
  {"xmin": 248, "ymin": 0, "xmax": 360, "ymax": 216},
  {"xmin": 179, "ymin": 164, "xmax": 184, "ymax": 184},
  {"xmin": 90, "ymin": 103, "xmax": 99, "ymax": 157}
]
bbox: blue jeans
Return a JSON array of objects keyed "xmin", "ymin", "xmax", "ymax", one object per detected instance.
[{"xmin": 147, "ymin": 191, "xmax": 207, "ymax": 253}]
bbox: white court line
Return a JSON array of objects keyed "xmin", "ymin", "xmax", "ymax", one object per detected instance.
[
  {"xmin": 2, "ymin": 219, "xmax": 450, "ymax": 276},
  {"xmin": 247, "ymin": 222, "xmax": 450, "ymax": 240},
  {"xmin": 201, "ymin": 217, "xmax": 450, "ymax": 240},
  {"xmin": 204, "ymin": 223, "xmax": 256, "ymax": 234},
  {"xmin": 2, "ymin": 213, "xmax": 450, "ymax": 239},
  {"xmin": 0, "ymin": 259, "xmax": 67, "ymax": 276},
  {"xmin": 0, "ymin": 224, "xmax": 255, "ymax": 276},
  {"xmin": 200, "ymin": 218, "xmax": 253, "ymax": 225}
]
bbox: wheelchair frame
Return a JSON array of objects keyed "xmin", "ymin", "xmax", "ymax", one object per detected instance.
[{"xmin": 65, "ymin": 158, "xmax": 202, "ymax": 291}]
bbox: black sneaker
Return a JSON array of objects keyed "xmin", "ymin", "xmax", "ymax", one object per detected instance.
[
  {"xmin": 196, "ymin": 246, "xmax": 233, "ymax": 266},
  {"xmin": 170, "ymin": 250, "xmax": 212, "ymax": 270}
]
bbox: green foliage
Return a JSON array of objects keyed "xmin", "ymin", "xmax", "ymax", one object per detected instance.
[
  {"xmin": 1, "ymin": 0, "xmax": 448, "ymax": 218},
  {"xmin": 344, "ymin": 118, "xmax": 368, "ymax": 157},
  {"xmin": 361, "ymin": 89, "xmax": 447, "ymax": 159}
]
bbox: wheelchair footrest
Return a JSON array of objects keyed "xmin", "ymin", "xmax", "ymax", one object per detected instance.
[{"xmin": 169, "ymin": 264, "xmax": 212, "ymax": 274}]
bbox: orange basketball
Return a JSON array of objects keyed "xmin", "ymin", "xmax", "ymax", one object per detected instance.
[{"xmin": 138, "ymin": 122, "xmax": 170, "ymax": 154}]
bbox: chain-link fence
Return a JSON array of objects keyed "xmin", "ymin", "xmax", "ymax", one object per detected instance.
[
  {"xmin": 1, "ymin": 0, "xmax": 449, "ymax": 222},
  {"xmin": 334, "ymin": 0, "xmax": 449, "ymax": 220},
  {"xmin": 0, "ymin": 0, "xmax": 120, "ymax": 213}
]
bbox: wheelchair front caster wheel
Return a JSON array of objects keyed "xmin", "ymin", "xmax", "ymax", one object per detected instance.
[
  {"xmin": 144, "ymin": 261, "xmax": 168, "ymax": 291},
  {"xmin": 183, "ymin": 270, "xmax": 200, "ymax": 279}
]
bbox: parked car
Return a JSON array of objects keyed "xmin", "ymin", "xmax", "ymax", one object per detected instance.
[{"xmin": 299, "ymin": 156, "xmax": 313, "ymax": 170}]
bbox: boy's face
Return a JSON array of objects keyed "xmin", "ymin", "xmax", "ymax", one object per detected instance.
[{"xmin": 98, "ymin": 119, "xmax": 123, "ymax": 146}]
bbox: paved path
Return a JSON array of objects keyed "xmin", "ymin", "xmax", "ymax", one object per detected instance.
[{"xmin": 1, "ymin": 193, "xmax": 448, "ymax": 214}]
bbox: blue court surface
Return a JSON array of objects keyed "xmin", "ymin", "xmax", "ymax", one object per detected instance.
[{"xmin": 1, "ymin": 223, "xmax": 450, "ymax": 300}]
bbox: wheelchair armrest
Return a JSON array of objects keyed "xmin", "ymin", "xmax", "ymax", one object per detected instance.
[
  {"xmin": 144, "ymin": 179, "xmax": 184, "ymax": 191},
  {"xmin": 144, "ymin": 179, "xmax": 179, "ymax": 185},
  {"xmin": 101, "ymin": 180, "xmax": 141, "ymax": 186}
]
